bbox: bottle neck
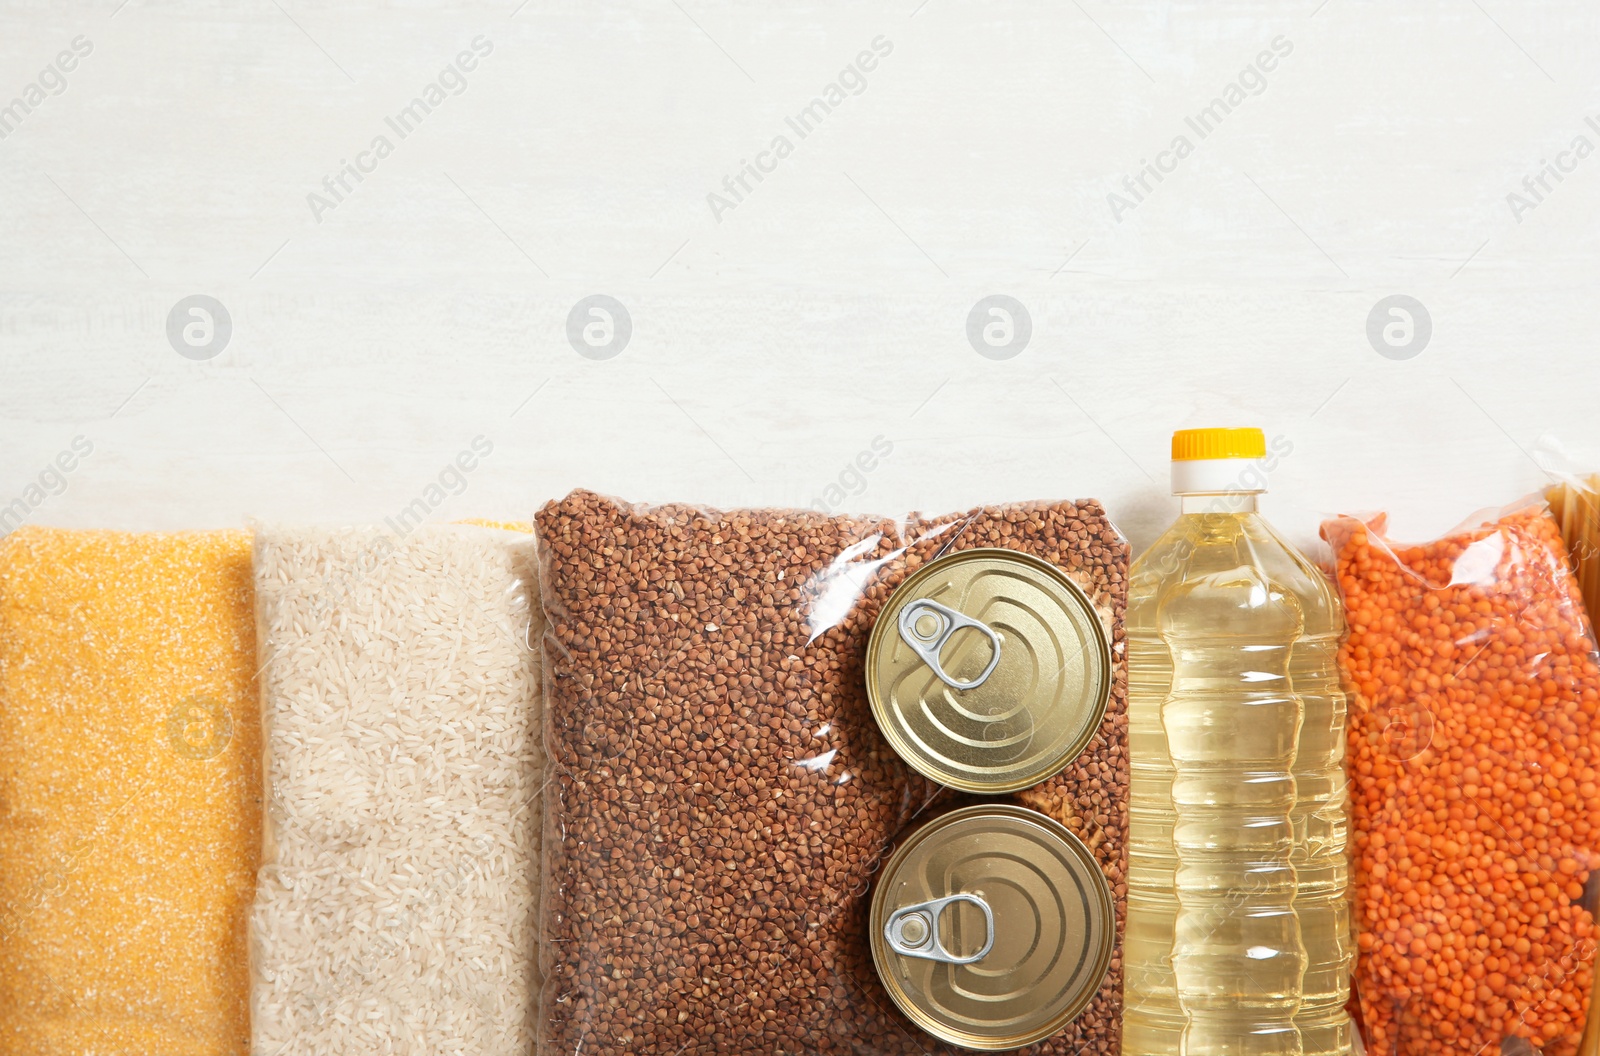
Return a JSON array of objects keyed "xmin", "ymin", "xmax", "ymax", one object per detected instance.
[{"xmin": 1179, "ymin": 492, "xmax": 1260, "ymax": 515}]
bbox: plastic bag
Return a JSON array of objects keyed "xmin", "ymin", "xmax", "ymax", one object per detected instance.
[
  {"xmin": 248, "ymin": 523, "xmax": 543, "ymax": 1056},
  {"xmin": 1323, "ymin": 504, "xmax": 1600, "ymax": 1056},
  {"xmin": 533, "ymin": 490, "xmax": 1128, "ymax": 1055},
  {"xmin": 0, "ymin": 527, "xmax": 260, "ymax": 1055},
  {"xmin": 1549, "ymin": 478, "xmax": 1600, "ymax": 631}
]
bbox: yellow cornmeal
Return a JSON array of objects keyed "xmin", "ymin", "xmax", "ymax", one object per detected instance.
[
  {"xmin": 0, "ymin": 527, "xmax": 260, "ymax": 1056},
  {"xmin": 459, "ymin": 518, "xmax": 532, "ymax": 531}
]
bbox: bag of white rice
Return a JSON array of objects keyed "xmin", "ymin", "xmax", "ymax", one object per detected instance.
[{"xmin": 248, "ymin": 524, "xmax": 542, "ymax": 1056}]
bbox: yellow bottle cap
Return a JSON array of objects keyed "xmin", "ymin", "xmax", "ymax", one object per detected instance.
[{"xmin": 1171, "ymin": 427, "xmax": 1266, "ymax": 462}]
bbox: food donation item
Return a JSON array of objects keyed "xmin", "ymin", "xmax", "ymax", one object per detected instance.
[
  {"xmin": 865, "ymin": 548, "xmax": 1112, "ymax": 794},
  {"xmin": 862, "ymin": 549, "xmax": 1119, "ymax": 1050},
  {"xmin": 1549, "ymin": 477, "xmax": 1600, "ymax": 628},
  {"xmin": 1125, "ymin": 428, "xmax": 1354, "ymax": 1056},
  {"xmin": 1324, "ymin": 504, "xmax": 1600, "ymax": 1056},
  {"xmin": 534, "ymin": 490, "xmax": 1128, "ymax": 1055},
  {"xmin": 248, "ymin": 524, "xmax": 543, "ymax": 1056},
  {"xmin": 870, "ymin": 804, "xmax": 1115, "ymax": 1050},
  {"xmin": 0, "ymin": 527, "xmax": 260, "ymax": 1056}
]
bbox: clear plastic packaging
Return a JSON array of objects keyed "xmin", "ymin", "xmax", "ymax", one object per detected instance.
[
  {"xmin": 1322, "ymin": 504, "xmax": 1600, "ymax": 1056},
  {"xmin": 0, "ymin": 527, "xmax": 260, "ymax": 1055},
  {"xmin": 248, "ymin": 523, "xmax": 543, "ymax": 1056},
  {"xmin": 1548, "ymin": 478, "xmax": 1600, "ymax": 627},
  {"xmin": 533, "ymin": 490, "xmax": 1128, "ymax": 1055}
]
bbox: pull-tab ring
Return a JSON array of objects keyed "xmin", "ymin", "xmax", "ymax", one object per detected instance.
[
  {"xmin": 883, "ymin": 893, "xmax": 995, "ymax": 965},
  {"xmin": 897, "ymin": 599, "xmax": 1002, "ymax": 691}
]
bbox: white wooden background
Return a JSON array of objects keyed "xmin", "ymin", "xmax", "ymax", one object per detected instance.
[{"xmin": 3, "ymin": 0, "xmax": 1598, "ymax": 557}]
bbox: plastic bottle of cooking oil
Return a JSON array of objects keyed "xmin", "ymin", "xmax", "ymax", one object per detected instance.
[{"xmin": 1122, "ymin": 428, "xmax": 1352, "ymax": 1056}]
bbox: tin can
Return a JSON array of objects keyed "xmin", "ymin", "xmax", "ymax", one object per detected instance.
[
  {"xmin": 870, "ymin": 804, "xmax": 1115, "ymax": 1050},
  {"xmin": 866, "ymin": 547, "xmax": 1111, "ymax": 793}
]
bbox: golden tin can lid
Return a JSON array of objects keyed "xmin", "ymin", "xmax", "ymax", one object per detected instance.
[
  {"xmin": 866, "ymin": 547, "xmax": 1110, "ymax": 793},
  {"xmin": 869, "ymin": 804, "xmax": 1115, "ymax": 1050}
]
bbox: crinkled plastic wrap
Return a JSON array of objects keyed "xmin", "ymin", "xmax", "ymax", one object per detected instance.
[
  {"xmin": 534, "ymin": 490, "xmax": 1128, "ymax": 1055},
  {"xmin": 248, "ymin": 523, "xmax": 543, "ymax": 1056},
  {"xmin": 1323, "ymin": 504, "xmax": 1600, "ymax": 1056},
  {"xmin": 0, "ymin": 527, "xmax": 260, "ymax": 1056}
]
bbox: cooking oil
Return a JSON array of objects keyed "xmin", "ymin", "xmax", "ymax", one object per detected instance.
[{"xmin": 1123, "ymin": 428, "xmax": 1352, "ymax": 1056}]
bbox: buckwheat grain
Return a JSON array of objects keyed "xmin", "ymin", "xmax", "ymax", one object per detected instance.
[{"xmin": 535, "ymin": 491, "xmax": 1128, "ymax": 1056}]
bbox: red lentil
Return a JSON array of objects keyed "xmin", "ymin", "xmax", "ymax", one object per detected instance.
[{"xmin": 1324, "ymin": 507, "xmax": 1600, "ymax": 1056}]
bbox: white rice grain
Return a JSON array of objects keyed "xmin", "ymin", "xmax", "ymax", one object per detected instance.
[{"xmin": 249, "ymin": 524, "xmax": 542, "ymax": 1056}]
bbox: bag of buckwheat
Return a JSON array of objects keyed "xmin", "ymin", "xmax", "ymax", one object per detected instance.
[
  {"xmin": 248, "ymin": 523, "xmax": 543, "ymax": 1056},
  {"xmin": 534, "ymin": 490, "xmax": 1129, "ymax": 1056}
]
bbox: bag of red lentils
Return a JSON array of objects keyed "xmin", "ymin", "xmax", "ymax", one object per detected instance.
[
  {"xmin": 1323, "ymin": 502, "xmax": 1600, "ymax": 1056},
  {"xmin": 533, "ymin": 490, "xmax": 1129, "ymax": 1056}
]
